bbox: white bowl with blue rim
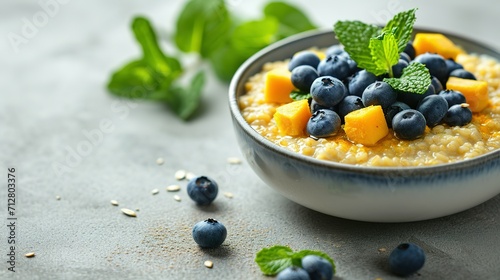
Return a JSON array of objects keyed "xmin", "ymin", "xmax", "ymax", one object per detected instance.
[{"xmin": 228, "ymin": 28, "xmax": 500, "ymax": 222}]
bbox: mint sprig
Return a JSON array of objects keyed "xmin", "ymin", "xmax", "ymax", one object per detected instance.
[
  {"xmin": 334, "ymin": 8, "xmax": 428, "ymax": 94},
  {"xmin": 384, "ymin": 62, "xmax": 431, "ymax": 94},
  {"xmin": 290, "ymin": 90, "xmax": 311, "ymax": 101},
  {"xmin": 255, "ymin": 245, "xmax": 335, "ymax": 276}
]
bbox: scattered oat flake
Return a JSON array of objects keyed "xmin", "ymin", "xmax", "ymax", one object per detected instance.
[
  {"xmin": 166, "ymin": 185, "xmax": 181, "ymax": 192},
  {"xmin": 378, "ymin": 248, "xmax": 387, "ymax": 253},
  {"xmin": 110, "ymin": 200, "xmax": 119, "ymax": 206},
  {"xmin": 173, "ymin": 195, "xmax": 181, "ymax": 202},
  {"xmin": 185, "ymin": 172, "xmax": 196, "ymax": 180},
  {"xmin": 25, "ymin": 252, "xmax": 35, "ymax": 258},
  {"xmin": 204, "ymin": 260, "xmax": 213, "ymax": 268},
  {"xmin": 121, "ymin": 208, "xmax": 137, "ymax": 217},
  {"xmin": 156, "ymin": 157, "xmax": 165, "ymax": 165},
  {"xmin": 152, "ymin": 188, "xmax": 160, "ymax": 195},
  {"xmin": 224, "ymin": 192, "xmax": 234, "ymax": 198},
  {"xmin": 227, "ymin": 157, "xmax": 242, "ymax": 164},
  {"xmin": 175, "ymin": 170, "xmax": 186, "ymax": 180},
  {"xmin": 55, "ymin": 195, "xmax": 61, "ymax": 200}
]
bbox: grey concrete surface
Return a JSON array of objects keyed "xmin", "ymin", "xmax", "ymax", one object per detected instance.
[{"xmin": 1, "ymin": 0, "xmax": 500, "ymax": 279}]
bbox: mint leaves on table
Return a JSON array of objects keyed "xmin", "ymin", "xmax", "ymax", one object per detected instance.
[
  {"xmin": 106, "ymin": 1, "xmax": 316, "ymax": 120},
  {"xmin": 334, "ymin": 8, "xmax": 430, "ymax": 94},
  {"xmin": 255, "ymin": 245, "xmax": 335, "ymax": 276}
]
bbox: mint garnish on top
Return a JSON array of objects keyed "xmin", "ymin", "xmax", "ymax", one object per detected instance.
[{"xmin": 334, "ymin": 8, "xmax": 431, "ymax": 94}]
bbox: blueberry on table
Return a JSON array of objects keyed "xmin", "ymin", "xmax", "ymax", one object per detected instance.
[
  {"xmin": 301, "ymin": 255, "xmax": 333, "ymax": 280},
  {"xmin": 348, "ymin": 70, "xmax": 377, "ymax": 97},
  {"xmin": 414, "ymin": 53, "xmax": 448, "ymax": 85},
  {"xmin": 403, "ymin": 42, "xmax": 416, "ymax": 60},
  {"xmin": 438, "ymin": 89, "xmax": 466, "ymax": 107},
  {"xmin": 310, "ymin": 76, "xmax": 347, "ymax": 107},
  {"xmin": 443, "ymin": 104, "xmax": 473, "ymax": 126},
  {"xmin": 392, "ymin": 109, "xmax": 426, "ymax": 140},
  {"xmin": 389, "ymin": 243, "xmax": 425, "ymax": 277},
  {"xmin": 288, "ymin": 51, "xmax": 321, "ymax": 71},
  {"xmin": 417, "ymin": 95, "xmax": 448, "ymax": 127},
  {"xmin": 317, "ymin": 55, "xmax": 351, "ymax": 80},
  {"xmin": 291, "ymin": 65, "xmax": 319, "ymax": 92},
  {"xmin": 449, "ymin": 68, "xmax": 477, "ymax": 80},
  {"xmin": 306, "ymin": 109, "xmax": 341, "ymax": 138},
  {"xmin": 192, "ymin": 218, "xmax": 227, "ymax": 248},
  {"xmin": 276, "ymin": 266, "xmax": 310, "ymax": 280},
  {"xmin": 385, "ymin": 101, "xmax": 411, "ymax": 128},
  {"xmin": 338, "ymin": 95, "xmax": 364, "ymax": 123},
  {"xmin": 187, "ymin": 176, "xmax": 218, "ymax": 205},
  {"xmin": 361, "ymin": 81, "xmax": 398, "ymax": 109}
]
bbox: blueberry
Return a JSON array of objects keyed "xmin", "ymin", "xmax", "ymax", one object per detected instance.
[
  {"xmin": 392, "ymin": 109, "xmax": 426, "ymax": 140},
  {"xmin": 443, "ymin": 104, "xmax": 473, "ymax": 126},
  {"xmin": 438, "ymin": 89, "xmax": 466, "ymax": 107},
  {"xmin": 310, "ymin": 76, "xmax": 347, "ymax": 107},
  {"xmin": 417, "ymin": 95, "xmax": 448, "ymax": 127},
  {"xmin": 403, "ymin": 42, "xmax": 416, "ymax": 60},
  {"xmin": 392, "ymin": 59, "xmax": 409, "ymax": 78},
  {"xmin": 325, "ymin": 44, "xmax": 345, "ymax": 57},
  {"xmin": 338, "ymin": 95, "xmax": 364, "ymax": 123},
  {"xmin": 431, "ymin": 76, "xmax": 443, "ymax": 93},
  {"xmin": 449, "ymin": 69, "xmax": 477, "ymax": 80},
  {"xmin": 310, "ymin": 99, "xmax": 336, "ymax": 113},
  {"xmin": 187, "ymin": 176, "xmax": 218, "ymax": 205},
  {"xmin": 291, "ymin": 65, "xmax": 319, "ymax": 92},
  {"xmin": 192, "ymin": 218, "xmax": 227, "ymax": 248},
  {"xmin": 306, "ymin": 109, "xmax": 341, "ymax": 138},
  {"xmin": 361, "ymin": 81, "xmax": 398, "ymax": 109},
  {"xmin": 445, "ymin": 58, "xmax": 464, "ymax": 75},
  {"xmin": 397, "ymin": 84, "xmax": 435, "ymax": 109},
  {"xmin": 385, "ymin": 101, "xmax": 411, "ymax": 128},
  {"xmin": 288, "ymin": 51, "xmax": 321, "ymax": 71},
  {"xmin": 399, "ymin": 52, "xmax": 411, "ymax": 63},
  {"xmin": 317, "ymin": 55, "xmax": 351, "ymax": 80},
  {"xmin": 389, "ymin": 243, "xmax": 425, "ymax": 277},
  {"xmin": 348, "ymin": 70, "xmax": 378, "ymax": 97},
  {"xmin": 414, "ymin": 53, "xmax": 448, "ymax": 85},
  {"xmin": 276, "ymin": 266, "xmax": 310, "ymax": 280},
  {"xmin": 301, "ymin": 255, "xmax": 333, "ymax": 280}
]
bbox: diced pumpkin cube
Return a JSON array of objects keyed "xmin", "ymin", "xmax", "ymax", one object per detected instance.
[
  {"xmin": 344, "ymin": 105, "xmax": 389, "ymax": 146},
  {"xmin": 413, "ymin": 33, "xmax": 465, "ymax": 59},
  {"xmin": 446, "ymin": 77, "xmax": 489, "ymax": 112},
  {"xmin": 274, "ymin": 99, "xmax": 311, "ymax": 136},
  {"xmin": 264, "ymin": 68, "xmax": 295, "ymax": 103}
]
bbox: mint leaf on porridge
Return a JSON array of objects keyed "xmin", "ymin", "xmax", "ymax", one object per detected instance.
[
  {"xmin": 255, "ymin": 245, "xmax": 335, "ymax": 276},
  {"xmin": 384, "ymin": 62, "xmax": 431, "ymax": 94},
  {"xmin": 290, "ymin": 90, "xmax": 312, "ymax": 101},
  {"xmin": 382, "ymin": 8, "xmax": 417, "ymax": 53},
  {"xmin": 370, "ymin": 31, "xmax": 400, "ymax": 76}
]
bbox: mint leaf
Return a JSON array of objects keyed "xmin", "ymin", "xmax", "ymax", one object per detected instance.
[
  {"xmin": 174, "ymin": 0, "xmax": 231, "ymax": 58},
  {"xmin": 370, "ymin": 32, "xmax": 400, "ymax": 76},
  {"xmin": 263, "ymin": 1, "xmax": 317, "ymax": 40},
  {"xmin": 334, "ymin": 21, "xmax": 381, "ymax": 73},
  {"xmin": 290, "ymin": 90, "xmax": 311, "ymax": 101},
  {"xmin": 384, "ymin": 62, "xmax": 431, "ymax": 94},
  {"xmin": 382, "ymin": 8, "xmax": 417, "ymax": 53},
  {"xmin": 231, "ymin": 18, "xmax": 280, "ymax": 58},
  {"xmin": 255, "ymin": 246, "xmax": 294, "ymax": 276},
  {"xmin": 165, "ymin": 71, "xmax": 205, "ymax": 120},
  {"xmin": 255, "ymin": 245, "xmax": 335, "ymax": 276}
]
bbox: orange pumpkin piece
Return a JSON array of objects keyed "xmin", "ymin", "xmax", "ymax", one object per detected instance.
[
  {"xmin": 274, "ymin": 99, "xmax": 311, "ymax": 136},
  {"xmin": 446, "ymin": 77, "xmax": 489, "ymax": 112},
  {"xmin": 344, "ymin": 105, "xmax": 389, "ymax": 146},
  {"xmin": 413, "ymin": 33, "xmax": 465, "ymax": 60},
  {"xmin": 264, "ymin": 68, "xmax": 295, "ymax": 103}
]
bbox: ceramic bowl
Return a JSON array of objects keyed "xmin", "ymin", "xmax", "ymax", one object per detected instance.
[{"xmin": 228, "ymin": 29, "xmax": 500, "ymax": 222}]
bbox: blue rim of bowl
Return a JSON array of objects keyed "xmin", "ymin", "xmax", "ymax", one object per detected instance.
[{"xmin": 229, "ymin": 28, "xmax": 500, "ymax": 177}]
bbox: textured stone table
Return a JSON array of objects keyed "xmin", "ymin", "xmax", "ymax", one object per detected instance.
[{"xmin": 2, "ymin": 0, "xmax": 500, "ymax": 279}]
